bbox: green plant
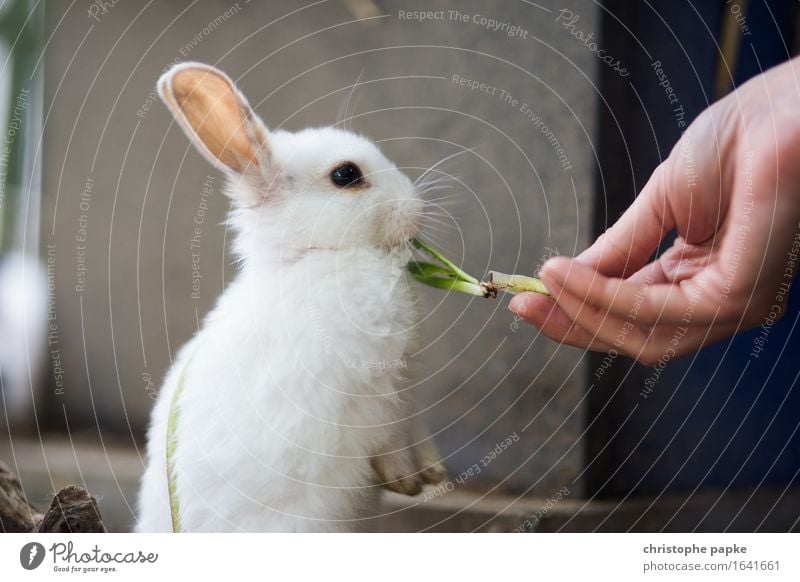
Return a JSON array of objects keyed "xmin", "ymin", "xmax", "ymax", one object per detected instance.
[{"xmin": 408, "ymin": 238, "xmax": 550, "ymax": 298}]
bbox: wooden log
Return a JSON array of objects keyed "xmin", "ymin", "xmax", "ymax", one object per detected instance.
[
  {"xmin": 0, "ymin": 460, "xmax": 40, "ymax": 532},
  {"xmin": 0, "ymin": 460, "xmax": 106, "ymax": 533}
]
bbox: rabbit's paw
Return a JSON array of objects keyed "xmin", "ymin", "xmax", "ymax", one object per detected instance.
[
  {"xmin": 413, "ymin": 439, "xmax": 447, "ymax": 485},
  {"xmin": 371, "ymin": 450, "xmax": 425, "ymax": 496}
]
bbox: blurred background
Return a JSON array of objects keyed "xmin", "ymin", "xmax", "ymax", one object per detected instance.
[{"xmin": 0, "ymin": 0, "xmax": 798, "ymax": 531}]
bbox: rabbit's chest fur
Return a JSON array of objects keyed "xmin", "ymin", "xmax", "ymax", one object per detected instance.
[{"xmin": 137, "ymin": 248, "xmax": 416, "ymax": 532}]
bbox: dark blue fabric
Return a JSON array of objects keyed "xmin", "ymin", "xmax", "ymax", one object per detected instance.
[{"xmin": 589, "ymin": 0, "xmax": 800, "ymax": 499}]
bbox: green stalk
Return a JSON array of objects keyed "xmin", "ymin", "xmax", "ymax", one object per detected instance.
[
  {"xmin": 408, "ymin": 260, "xmax": 490, "ymax": 297},
  {"xmin": 407, "ymin": 238, "xmax": 550, "ymax": 299},
  {"xmin": 410, "ymin": 238, "xmax": 479, "ymax": 284},
  {"xmin": 408, "ymin": 270, "xmax": 489, "ymax": 296},
  {"xmin": 488, "ymin": 271, "xmax": 550, "ymax": 296},
  {"xmin": 407, "ymin": 260, "xmax": 456, "ymax": 279}
]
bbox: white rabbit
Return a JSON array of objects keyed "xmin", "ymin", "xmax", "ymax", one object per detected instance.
[{"xmin": 136, "ymin": 63, "xmax": 445, "ymax": 532}]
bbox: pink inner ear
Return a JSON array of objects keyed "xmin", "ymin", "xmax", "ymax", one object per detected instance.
[{"xmin": 171, "ymin": 68, "xmax": 258, "ymax": 173}]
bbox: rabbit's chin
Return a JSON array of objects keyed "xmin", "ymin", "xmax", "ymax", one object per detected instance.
[{"xmin": 386, "ymin": 223, "xmax": 422, "ymax": 249}]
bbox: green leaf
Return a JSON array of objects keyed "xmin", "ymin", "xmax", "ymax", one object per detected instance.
[
  {"xmin": 410, "ymin": 238, "xmax": 479, "ymax": 284},
  {"xmin": 408, "ymin": 269, "xmax": 488, "ymax": 297},
  {"xmin": 407, "ymin": 260, "xmax": 456, "ymax": 279}
]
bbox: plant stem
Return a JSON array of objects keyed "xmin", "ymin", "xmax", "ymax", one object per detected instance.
[
  {"xmin": 407, "ymin": 238, "xmax": 550, "ymax": 299},
  {"xmin": 409, "ymin": 271, "xmax": 490, "ymax": 297},
  {"xmin": 486, "ymin": 271, "xmax": 550, "ymax": 296}
]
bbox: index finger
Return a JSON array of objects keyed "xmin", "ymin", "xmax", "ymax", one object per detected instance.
[{"xmin": 541, "ymin": 258, "xmax": 722, "ymax": 326}]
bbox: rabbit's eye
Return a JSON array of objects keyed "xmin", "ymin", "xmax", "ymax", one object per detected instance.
[{"xmin": 330, "ymin": 162, "xmax": 365, "ymax": 188}]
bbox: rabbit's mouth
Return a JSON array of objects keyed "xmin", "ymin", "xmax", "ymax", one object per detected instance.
[{"xmin": 383, "ymin": 200, "xmax": 424, "ymax": 248}]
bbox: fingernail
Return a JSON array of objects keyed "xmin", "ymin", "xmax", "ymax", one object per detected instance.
[
  {"xmin": 508, "ymin": 293, "xmax": 531, "ymax": 314},
  {"xmin": 541, "ymin": 257, "xmax": 569, "ymax": 284}
]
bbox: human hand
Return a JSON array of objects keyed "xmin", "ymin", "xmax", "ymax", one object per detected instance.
[{"xmin": 509, "ymin": 57, "xmax": 800, "ymax": 365}]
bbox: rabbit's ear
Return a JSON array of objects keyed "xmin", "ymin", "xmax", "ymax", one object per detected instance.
[{"xmin": 158, "ymin": 63, "xmax": 269, "ymax": 177}]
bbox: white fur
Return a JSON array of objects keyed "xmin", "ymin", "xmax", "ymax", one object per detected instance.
[{"xmin": 136, "ymin": 63, "xmax": 433, "ymax": 532}]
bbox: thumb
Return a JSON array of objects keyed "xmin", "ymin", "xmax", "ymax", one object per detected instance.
[{"xmin": 573, "ymin": 160, "xmax": 676, "ymax": 277}]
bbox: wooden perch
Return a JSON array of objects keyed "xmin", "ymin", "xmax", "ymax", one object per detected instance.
[{"xmin": 0, "ymin": 460, "xmax": 107, "ymax": 533}]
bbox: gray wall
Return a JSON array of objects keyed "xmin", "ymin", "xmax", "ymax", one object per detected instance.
[{"xmin": 42, "ymin": 0, "xmax": 597, "ymax": 495}]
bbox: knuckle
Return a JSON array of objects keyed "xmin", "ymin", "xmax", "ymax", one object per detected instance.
[
  {"xmin": 581, "ymin": 300, "xmax": 606, "ymax": 322},
  {"xmin": 637, "ymin": 295, "xmax": 662, "ymax": 325}
]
